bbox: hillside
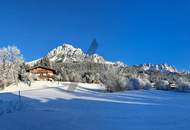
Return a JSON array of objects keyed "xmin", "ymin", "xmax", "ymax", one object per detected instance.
[{"xmin": 26, "ymin": 43, "xmax": 190, "ymax": 91}]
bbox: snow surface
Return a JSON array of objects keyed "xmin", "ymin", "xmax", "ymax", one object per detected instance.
[
  {"xmin": 0, "ymin": 81, "xmax": 190, "ymax": 130},
  {"xmin": 27, "ymin": 43, "xmax": 125, "ymax": 66},
  {"xmin": 26, "ymin": 58, "xmax": 41, "ymax": 66}
]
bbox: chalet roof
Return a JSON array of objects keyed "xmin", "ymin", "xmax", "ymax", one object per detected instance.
[{"xmin": 28, "ymin": 66, "xmax": 56, "ymax": 73}]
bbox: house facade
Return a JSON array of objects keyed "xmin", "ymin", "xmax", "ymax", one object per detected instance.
[{"xmin": 28, "ymin": 66, "xmax": 56, "ymax": 81}]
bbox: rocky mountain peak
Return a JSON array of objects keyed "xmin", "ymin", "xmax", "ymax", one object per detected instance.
[
  {"xmin": 43, "ymin": 43, "xmax": 108, "ymax": 64},
  {"xmin": 137, "ymin": 64, "xmax": 177, "ymax": 73},
  {"xmin": 47, "ymin": 43, "xmax": 84, "ymax": 59}
]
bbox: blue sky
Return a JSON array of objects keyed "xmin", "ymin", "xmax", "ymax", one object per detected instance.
[{"xmin": 0, "ymin": 0, "xmax": 190, "ymax": 70}]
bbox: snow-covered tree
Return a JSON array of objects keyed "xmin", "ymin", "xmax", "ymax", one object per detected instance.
[
  {"xmin": 19, "ymin": 63, "xmax": 29, "ymax": 82},
  {"xmin": 176, "ymin": 78, "xmax": 190, "ymax": 91},
  {"xmin": 0, "ymin": 46, "xmax": 23, "ymax": 87},
  {"xmin": 155, "ymin": 80, "xmax": 170, "ymax": 90},
  {"xmin": 126, "ymin": 78, "xmax": 152, "ymax": 90},
  {"xmin": 0, "ymin": 47, "xmax": 9, "ymax": 88}
]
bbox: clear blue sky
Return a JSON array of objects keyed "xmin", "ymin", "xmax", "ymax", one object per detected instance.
[{"xmin": 0, "ymin": 0, "xmax": 190, "ymax": 70}]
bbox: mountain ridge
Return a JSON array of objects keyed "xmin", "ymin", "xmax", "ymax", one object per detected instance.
[{"xmin": 27, "ymin": 43, "xmax": 178, "ymax": 73}]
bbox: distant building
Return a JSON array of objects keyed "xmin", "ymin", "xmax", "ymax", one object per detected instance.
[
  {"xmin": 169, "ymin": 83, "xmax": 177, "ymax": 89},
  {"xmin": 27, "ymin": 66, "xmax": 56, "ymax": 81}
]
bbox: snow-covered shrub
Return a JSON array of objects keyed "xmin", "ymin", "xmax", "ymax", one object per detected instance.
[
  {"xmin": 60, "ymin": 71, "xmax": 70, "ymax": 82},
  {"xmin": 126, "ymin": 78, "xmax": 152, "ymax": 90},
  {"xmin": 155, "ymin": 80, "xmax": 170, "ymax": 90},
  {"xmin": 176, "ymin": 78, "xmax": 190, "ymax": 91},
  {"xmin": 82, "ymin": 72, "xmax": 100, "ymax": 83},
  {"xmin": 56, "ymin": 68, "xmax": 101, "ymax": 83},
  {"xmin": 142, "ymin": 78, "xmax": 152, "ymax": 89},
  {"xmin": 117, "ymin": 76, "xmax": 128, "ymax": 89},
  {"xmin": 101, "ymin": 70, "xmax": 152, "ymax": 92},
  {"xmin": 101, "ymin": 72, "xmax": 126, "ymax": 92},
  {"xmin": 82, "ymin": 72, "xmax": 92, "ymax": 83},
  {"xmin": 54, "ymin": 74, "xmax": 63, "ymax": 84},
  {"xmin": 94, "ymin": 73, "xmax": 101, "ymax": 83},
  {"xmin": 69, "ymin": 72, "xmax": 82, "ymax": 82},
  {"xmin": 58, "ymin": 70, "xmax": 82, "ymax": 83}
]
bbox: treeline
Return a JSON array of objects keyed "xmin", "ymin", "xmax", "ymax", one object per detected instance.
[{"xmin": 49, "ymin": 61, "xmax": 190, "ymax": 92}]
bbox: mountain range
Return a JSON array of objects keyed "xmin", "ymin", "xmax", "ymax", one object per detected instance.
[{"xmin": 28, "ymin": 43, "xmax": 178, "ymax": 73}]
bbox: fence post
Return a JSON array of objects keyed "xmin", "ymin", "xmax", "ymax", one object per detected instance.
[{"xmin": 18, "ymin": 90, "xmax": 21, "ymax": 103}]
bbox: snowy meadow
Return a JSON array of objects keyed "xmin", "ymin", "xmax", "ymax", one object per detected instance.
[{"xmin": 0, "ymin": 81, "xmax": 190, "ymax": 130}]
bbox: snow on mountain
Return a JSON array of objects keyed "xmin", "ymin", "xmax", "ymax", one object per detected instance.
[
  {"xmin": 27, "ymin": 43, "xmax": 117, "ymax": 65},
  {"xmin": 136, "ymin": 64, "xmax": 177, "ymax": 73},
  {"xmin": 114, "ymin": 61, "xmax": 127, "ymax": 67},
  {"xmin": 27, "ymin": 43, "xmax": 178, "ymax": 73},
  {"xmin": 47, "ymin": 44, "xmax": 85, "ymax": 62},
  {"xmin": 47, "ymin": 43, "xmax": 109, "ymax": 63},
  {"xmin": 27, "ymin": 58, "xmax": 41, "ymax": 66}
]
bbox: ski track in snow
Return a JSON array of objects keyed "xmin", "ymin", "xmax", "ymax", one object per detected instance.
[{"xmin": 0, "ymin": 81, "xmax": 190, "ymax": 130}]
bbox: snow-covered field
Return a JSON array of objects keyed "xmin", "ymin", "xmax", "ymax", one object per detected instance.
[{"xmin": 0, "ymin": 81, "xmax": 190, "ymax": 130}]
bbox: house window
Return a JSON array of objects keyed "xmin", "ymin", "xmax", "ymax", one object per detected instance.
[{"xmin": 49, "ymin": 73, "xmax": 53, "ymax": 76}]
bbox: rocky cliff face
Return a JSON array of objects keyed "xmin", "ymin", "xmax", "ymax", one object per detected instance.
[
  {"xmin": 46, "ymin": 44, "xmax": 106, "ymax": 64},
  {"xmin": 47, "ymin": 44, "xmax": 85, "ymax": 63},
  {"xmin": 134, "ymin": 64, "xmax": 177, "ymax": 73}
]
